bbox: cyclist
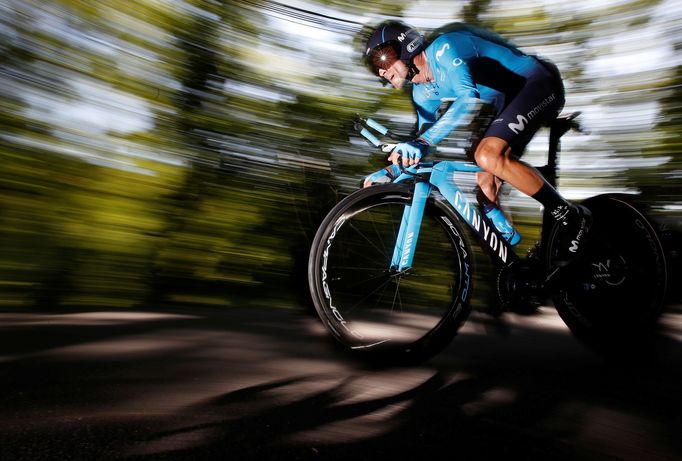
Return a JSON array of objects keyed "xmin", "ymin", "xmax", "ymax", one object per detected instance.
[{"xmin": 362, "ymin": 21, "xmax": 591, "ymax": 261}]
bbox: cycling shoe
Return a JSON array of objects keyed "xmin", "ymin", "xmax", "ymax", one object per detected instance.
[{"xmin": 551, "ymin": 203, "xmax": 593, "ymax": 267}]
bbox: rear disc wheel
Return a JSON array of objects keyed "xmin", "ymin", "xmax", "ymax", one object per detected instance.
[{"xmin": 547, "ymin": 195, "xmax": 667, "ymax": 348}]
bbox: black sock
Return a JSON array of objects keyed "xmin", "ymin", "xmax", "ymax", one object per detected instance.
[{"xmin": 532, "ymin": 182, "xmax": 571, "ymax": 221}]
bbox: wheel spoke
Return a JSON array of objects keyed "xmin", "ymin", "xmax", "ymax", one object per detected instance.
[
  {"xmin": 390, "ymin": 277, "xmax": 403, "ymax": 312},
  {"xmin": 312, "ymin": 190, "xmax": 470, "ymax": 357},
  {"xmin": 348, "ymin": 221, "xmax": 392, "ymax": 261},
  {"xmin": 334, "ymin": 270, "xmax": 390, "ymax": 289},
  {"xmin": 343, "ymin": 276, "xmax": 395, "ymax": 315}
]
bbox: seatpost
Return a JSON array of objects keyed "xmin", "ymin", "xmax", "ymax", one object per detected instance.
[
  {"xmin": 545, "ymin": 124, "xmax": 562, "ymax": 189},
  {"xmin": 544, "ymin": 112, "xmax": 582, "ymax": 188}
]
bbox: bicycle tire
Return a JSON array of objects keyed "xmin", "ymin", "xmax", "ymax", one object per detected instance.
[
  {"xmin": 546, "ymin": 194, "xmax": 667, "ymax": 347},
  {"xmin": 308, "ymin": 184, "xmax": 473, "ymax": 364}
]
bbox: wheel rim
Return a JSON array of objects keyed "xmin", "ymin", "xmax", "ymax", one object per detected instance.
[{"xmin": 319, "ymin": 198, "xmax": 465, "ymax": 349}]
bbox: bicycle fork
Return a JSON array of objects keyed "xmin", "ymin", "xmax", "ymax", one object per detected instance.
[
  {"xmin": 390, "ymin": 181, "xmax": 432, "ymax": 272},
  {"xmin": 389, "ymin": 161, "xmax": 522, "ymax": 273}
]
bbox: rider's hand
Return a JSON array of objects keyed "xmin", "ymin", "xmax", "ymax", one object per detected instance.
[
  {"xmin": 392, "ymin": 138, "xmax": 430, "ymax": 166},
  {"xmin": 363, "ymin": 165, "xmax": 401, "ymax": 188}
]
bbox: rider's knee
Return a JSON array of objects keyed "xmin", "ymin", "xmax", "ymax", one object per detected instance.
[{"xmin": 474, "ymin": 142, "xmax": 506, "ymax": 175}]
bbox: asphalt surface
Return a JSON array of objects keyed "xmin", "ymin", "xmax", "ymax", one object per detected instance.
[{"xmin": 1, "ymin": 303, "xmax": 681, "ymax": 461}]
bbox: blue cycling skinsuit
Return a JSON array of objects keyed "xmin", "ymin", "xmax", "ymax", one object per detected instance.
[{"xmin": 415, "ymin": 25, "xmax": 564, "ymax": 155}]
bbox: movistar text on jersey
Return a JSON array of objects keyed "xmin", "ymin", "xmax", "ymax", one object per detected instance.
[{"xmin": 508, "ymin": 93, "xmax": 556, "ymax": 134}]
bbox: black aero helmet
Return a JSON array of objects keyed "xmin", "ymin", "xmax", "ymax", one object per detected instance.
[{"xmin": 365, "ymin": 21, "xmax": 424, "ymax": 79}]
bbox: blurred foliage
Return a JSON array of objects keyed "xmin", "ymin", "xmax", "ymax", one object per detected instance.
[{"xmin": 0, "ymin": 0, "xmax": 680, "ymax": 310}]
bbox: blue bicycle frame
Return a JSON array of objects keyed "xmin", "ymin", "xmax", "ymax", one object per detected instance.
[
  {"xmin": 390, "ymin": 161, "xmax": 521, "ymax": 272},
  {"xmin": 355, "ymin": 115, "xmax": 522, "ymax": 273}
]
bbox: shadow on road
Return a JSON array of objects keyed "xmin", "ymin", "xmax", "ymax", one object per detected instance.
[{"xmin": 0, "ymin": 305, "xmax": 681, "ymax": 460}]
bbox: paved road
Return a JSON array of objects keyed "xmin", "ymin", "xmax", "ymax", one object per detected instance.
[{"xmin": 1, "ymin": 304, "xmax": 681, "ymax": 460}]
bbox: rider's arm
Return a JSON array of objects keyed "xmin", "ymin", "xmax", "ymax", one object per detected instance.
[
  {"xmin": 419, "ymin": 97, "xmax": 484, "ymax": 146},
  {"xmin": 388, "ymin": 96, "xmax": 439, "ymax": 166},
  {"xmin": 419, "ymin": 34, "xmax": 483, "ymax": 146},
  {"xmin": 415, "ymin": 101, "xmax": 438, "ymax": 134}
]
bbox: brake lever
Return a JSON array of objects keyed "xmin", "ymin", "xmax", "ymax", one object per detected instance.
[{"xmin": 381, "ymin": 143, "xmax": 397, "ymax": 153}]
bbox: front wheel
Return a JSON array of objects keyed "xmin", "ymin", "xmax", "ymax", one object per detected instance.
[
  {"xmin": 308, "ymin": 184, "xmax": 474, "ymax": 364},
  {"xmin": 547, "ymin": 194, "xmax": 667, "ymax": 349}
]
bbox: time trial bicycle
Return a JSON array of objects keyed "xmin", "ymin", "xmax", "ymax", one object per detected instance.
[{"xmin": 308, "ymin": 113, "xmax": 667, "ymax": 363}]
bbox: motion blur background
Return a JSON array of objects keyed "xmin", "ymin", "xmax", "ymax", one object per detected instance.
[{"xmin": 1, "ymin": 0, "xmax": 680, "ymax": 311}]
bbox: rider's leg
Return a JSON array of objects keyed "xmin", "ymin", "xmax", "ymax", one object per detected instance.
[
  {"xmin": 475, "ymin": 171, "xmax": 504, "ymax": 204},
  {"xmin": 474, "ymin": 152, "xmax": 522, "ymax": 245},
  {"xmin": 475, "ymin": 136, "xmax": 573, "ymax": 213},
  {"xmin": 475, "ymin": 138, "xmax": 545, "ymax": 196},
  {"xmin": 474, "ymin": 136, "xmax": 591, "ymax": 260}
]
